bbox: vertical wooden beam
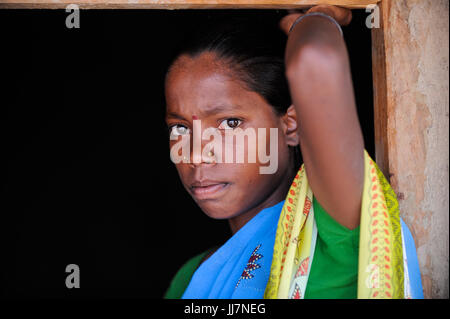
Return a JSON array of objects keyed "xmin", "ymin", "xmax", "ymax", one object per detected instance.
[{"xmin": 371, "ymin": 0, "xmax": 390, "ymax": 179}]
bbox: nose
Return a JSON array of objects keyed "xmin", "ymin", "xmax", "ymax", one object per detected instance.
[
  {"xmin": 189, "ymin": 145, "xmax": 217, "ymax": 167},
  {"xmin": 190, "ymin": 125, "xmax": 217, "ymax": 167}
]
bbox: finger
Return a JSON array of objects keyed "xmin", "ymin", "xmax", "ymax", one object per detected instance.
[
  {"xmin": 331, "ymin": 6, "xmax": 352, "ymax": 25},
  {"xmin": 288, "ymin": 7, "xmax": 311, "ymax": 14},
  {"xmin": 307, "ymin": 5, "xmax": 352, "ymax": 26},
  {"xmin": 341, "ymin": 9, "xmax": 352, "ymax": 26},
  {"xmin": 279, "ymin": 13, "xmax": 303, "ymax": 35}
]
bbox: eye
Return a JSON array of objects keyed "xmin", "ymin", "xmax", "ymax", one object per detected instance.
[
  {"xmin": 218, "ymin": 118, "xmax": 242, "ymax": 130},
  {"xmin": 169, "ymin": 124, "xmax": 190, "ymax": 136}
]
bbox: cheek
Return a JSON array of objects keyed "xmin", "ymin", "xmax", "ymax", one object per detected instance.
[
  {"xmin": 276, "ymin": 129, "xmax": 291, "ymax": 166},
  {"xmin": 225, "ymin": 163, "xmax": 270, "ymax": 200},
  {"xmin": 226, "ymin": 163, "xmax": 282, "ymax": 210},
  {"xmin": 220, "ymin": 133, "xmax": 259, "ymax": 164},
  {"xmin": 219, "ymin": 128, "xmax": 277, "ymax": 165}
]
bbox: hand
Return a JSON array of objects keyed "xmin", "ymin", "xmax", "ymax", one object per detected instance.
[{"xmin": 279, "ymin": 5, "xmax": 352, "ymax": 35}]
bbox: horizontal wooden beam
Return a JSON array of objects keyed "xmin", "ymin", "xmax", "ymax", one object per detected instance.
[{"xmin": 0, "ymin": 0, "xmax": 380, "ymax": 10}]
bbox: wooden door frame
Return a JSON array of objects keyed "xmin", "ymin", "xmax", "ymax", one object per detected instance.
[{"xmin": 0, "ymin": 1, "xmax": 380, "ymax": 10}]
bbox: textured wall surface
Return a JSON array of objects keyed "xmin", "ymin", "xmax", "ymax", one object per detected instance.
[{"xmin": 384, "ymin": 0, "xmax": 449, "ymax": 298}]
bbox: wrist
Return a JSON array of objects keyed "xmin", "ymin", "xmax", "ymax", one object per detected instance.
[
  {"xmin": 289, "ymin": 12, "xmax": 343, "ymax": 37},
  {"xmin": 308, "ymin": 7, "xmax": 337, "ymax": 20}
]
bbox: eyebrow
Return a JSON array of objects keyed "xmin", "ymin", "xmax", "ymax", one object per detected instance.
[
  {"xmin": 166, "ymin": 104, "xmax": 244, "ymax": 121},
  {"xmin": 165, "ymin": 112, "xmax": 187, "ymax": 121}
]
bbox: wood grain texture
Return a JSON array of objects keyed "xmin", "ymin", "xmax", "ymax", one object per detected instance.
[
  {"xmin": 371, "ymin": 0, "xmax": 390, "ymax": 179},
  {"xmin": 0, "ymin": 0, "xmax": 380, "ymax": 10}
]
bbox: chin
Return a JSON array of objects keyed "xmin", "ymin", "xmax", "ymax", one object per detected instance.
[{"xmin": 196, "ymin": 201, "xmax": 236, "ymax": 220}]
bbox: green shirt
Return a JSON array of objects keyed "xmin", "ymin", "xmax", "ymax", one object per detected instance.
[
  {"xmin": 164, "ymin": 197, "xmax": 360, "ymax": 299},
  {"xmin": 304, "ymin": 197, "xmax": 360, "ymax": 298}
]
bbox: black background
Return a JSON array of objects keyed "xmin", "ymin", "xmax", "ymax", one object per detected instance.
[{"xmin": 1, "ymin": 9, "xmax": 374, "ymax": 298}]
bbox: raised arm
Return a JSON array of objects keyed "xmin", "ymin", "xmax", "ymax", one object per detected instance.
[{"xmin": 281, "ymin": 6, "xmax": 364, "ymax": 230}]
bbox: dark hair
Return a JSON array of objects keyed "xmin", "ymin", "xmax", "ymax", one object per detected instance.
[{"xmin": 166, "ymin": 16, "xmax": 292, "ymax": 115}]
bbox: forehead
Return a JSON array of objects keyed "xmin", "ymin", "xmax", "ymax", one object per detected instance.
[{"xmin": 165, "ymin": 53, "xmax": 270, "ymax": 117}]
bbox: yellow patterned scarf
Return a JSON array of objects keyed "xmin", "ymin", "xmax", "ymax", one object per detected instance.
[{"xmin": 264, "ymin": 150, "xmax": 408, "ymax": 299}]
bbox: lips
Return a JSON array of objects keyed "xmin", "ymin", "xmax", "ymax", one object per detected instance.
[{"xmin": 190, "ymin": 181, "xmax": 229, "ymax": 200}]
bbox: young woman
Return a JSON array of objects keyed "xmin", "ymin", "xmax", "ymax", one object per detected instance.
[{"xmin": 163, "ymin": 6, "xmax": 423, "ymax": 299}]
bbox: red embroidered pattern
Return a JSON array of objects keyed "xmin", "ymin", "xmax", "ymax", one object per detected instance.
[{"xmin": 235, "ymin": 244, "xmax": 263, "ymax": 288}]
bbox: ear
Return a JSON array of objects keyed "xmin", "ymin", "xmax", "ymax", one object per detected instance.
[{"xmin": 280, "ymin": 104, "xmax": 299, "ymax": 147}]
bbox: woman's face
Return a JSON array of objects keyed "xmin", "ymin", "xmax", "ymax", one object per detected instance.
[{"xmin": 165, "ymin": 52, "xmax": 296, "ymax": 228}]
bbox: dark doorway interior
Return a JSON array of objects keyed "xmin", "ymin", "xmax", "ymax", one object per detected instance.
[{"xmin": 1, "ymin": 9, "xmax": 374, "ymax": 298}]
